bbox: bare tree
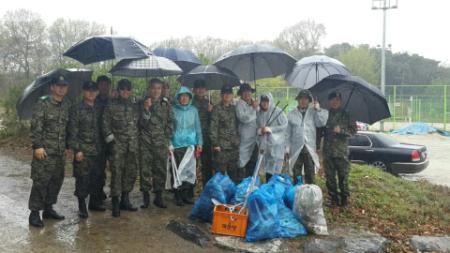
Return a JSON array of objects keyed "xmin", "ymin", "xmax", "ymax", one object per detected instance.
[
  {"xmin": 48, "ymin": 18, "xmax": 106, "ymax": 67},
  {"xmin": 274, "ymin": 20, "xmax": 326, "ymax": 59},
  {"xmin": 1, "ymin": 9, "xmax": 48, "ymax": 78}
]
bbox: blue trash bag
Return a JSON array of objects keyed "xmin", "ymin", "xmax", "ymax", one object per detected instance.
[
  {"xmin": 267, "ymin": 173, "xmax": 293, "ymax": 200},
  {"xmin": 285, "ymin": 176, "xmax": 303, "ymax": 209},
  {"xmin": 246, "ymin": 181, "xmax": 307, "ymax": 241},
  {"xmin": 245, "ymin": 184, "xmax": 281, "ymax": 241},
  {"xmin": 190, "ymin": 172, "xmax": 236, "ymax": 222},
  {"xmin": 231, "ymin": 176, "xmax": 261, "ymax": 205}
]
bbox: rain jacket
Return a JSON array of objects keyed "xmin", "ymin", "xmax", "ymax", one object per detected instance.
[
  {"xmin": 171, "ymin": 86, "xmax": 203, "ymax": 149},
  {"xmin": 256, "ymin": 93, "xmax": 288, "ymax": 175},
  {"xmin": 236, "ymin": 98, "xmax": 258, "ymax": 168},
  {"xmin": 286, "ymin": 100, "xmax": 328, "ymax": 175}
]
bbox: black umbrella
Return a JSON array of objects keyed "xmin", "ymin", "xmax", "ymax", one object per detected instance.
[
  {"xmin": 285, "ymin": 55, "xmax": 350, "ymax": 89},
  {"xmin": 110, "ymin": 55, "xmax": 182, "ymax": 77},
  {"xmin": 309, "ymin": 75, "xmax": 391, "ymax": 124},
  {"xmin": 16, "ymin": 68, "xmax": 92, "ymax": 119},
  {"xmin": 178, "ymin": 65, "xmax": 240, "ymax": 90},
  {"xmin": 153, "ymin": 47, "xmax": 201, "ymax": 73},
  {"xmin": 63, "ymin": 35, "xmax": 151, "ymax": 65},
  {"xmin": 214, "ymin": 43, "xmax": 296, "ymax": 82}
]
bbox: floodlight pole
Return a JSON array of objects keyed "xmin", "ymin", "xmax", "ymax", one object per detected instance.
[{"xmin": 372, "ymin": 0, "xmax": 397, "ymax": 132}]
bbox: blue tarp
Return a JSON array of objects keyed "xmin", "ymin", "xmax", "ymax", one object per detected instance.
[{"xmin": 392, "ymin": 122, "xmax": 437, "ymax": 135}]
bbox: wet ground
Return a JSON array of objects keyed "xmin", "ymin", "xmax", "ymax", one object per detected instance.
[
  {"xmin": 0, "ymin": 150, "xmax": 225, "ymax": 253},
  {"xmin": 390, "ymin": 133, "xmax": 450, "ymax": 187}
]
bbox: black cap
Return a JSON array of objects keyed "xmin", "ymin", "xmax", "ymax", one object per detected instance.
[
  {"xmin": 82, "ymin": 81, "xmax": 98, "ymax": 91},
  {"xmin": 96, "ymin": 75, "xmax": 111, "ymax": 84},
  {"xmin": 296, "ymin": 89, "xmax": 313, "ymax": 101},
  {"xmin": 221, "ymin": 84, "xmax": 233, "ymax": 94},
  {"xmin": 117, "ymin": 79, "xmax": 132, "ymax": 90},
  {"xmin": 328, "ymin": 91, "xmax": 342, "ymax": 100},
  {"xmin": 193, "ymin": 79, "xmax": 206, "ymax": 88},
  {"xmin": 51, "ymin": 74, "xmax": 69, "ymax": 86},
  {"xmin": 237, "ymin": 83, "xmax": 255, "ymax": 95}
]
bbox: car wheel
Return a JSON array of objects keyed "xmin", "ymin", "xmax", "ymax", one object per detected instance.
[{"xmin": 371, "ymin": 161, "xmax": 389, "ymax": 172}]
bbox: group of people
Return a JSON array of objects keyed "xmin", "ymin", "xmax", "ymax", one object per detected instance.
[{"xmin": 27, "ymin": 74, "xmax": 356, "ymax": 228}]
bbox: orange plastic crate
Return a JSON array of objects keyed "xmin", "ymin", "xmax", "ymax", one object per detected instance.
[{"xmin": 211, "ymin": 204, "xmax": 248, "ymax": 237}]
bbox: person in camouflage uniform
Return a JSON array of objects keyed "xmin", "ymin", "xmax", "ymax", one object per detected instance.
[
  {"xmin": 323, "ymin": 91, "xmax": 357, "ymax": 207},
  {"xmin": 192, "ymin": 80, "xmax": 214, "ymax": 186},
  {"xmin": 68, "ymin": 81, "xmax": 103, "ymax": 218},
  {"xmin": 210, "ymin": 85, "xmax": 241, "ymax": 183},
  {"xmin": 102, "ymin": 79, "xmax": 139, "ymax": 217},
  {"xmin": 28, "ymin": 75, "xmax": 70, "ymax": 227},
  {"xmin": 138, "ymin": 78, "xmax": 173, "ymax": 209},
  {"xmin": 93, "ymin": 75, "xmax": 112, "ymax": 208}
]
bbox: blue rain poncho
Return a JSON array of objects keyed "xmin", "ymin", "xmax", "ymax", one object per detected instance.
[
  {"xmin": 171, "ymin": 86, "xmax": 203, "ymax": 149},
  {"xmin": 256, "ymin": 93, "xmax": 288, "ymax": 175}
]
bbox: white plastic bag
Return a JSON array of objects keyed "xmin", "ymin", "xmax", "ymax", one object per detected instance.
[
  {"xmin": 165, "ymin": 146, "xmax": 196, "ymax": 190},
  {"xmin": 292, "ymin": 184, "xmax": 328, "ymax": 235}
]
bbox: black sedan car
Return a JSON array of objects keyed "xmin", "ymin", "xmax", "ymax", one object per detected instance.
[{"xmin": 348, "ymin": 131, "xmax": 429, "ymax": 174}]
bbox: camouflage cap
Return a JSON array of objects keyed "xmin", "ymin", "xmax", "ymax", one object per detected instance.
[
  {"xmin": 193, "ymin": 79, "xmax": 207, "ymax": 88},
  {"xmin": 82, "ymin": 81, "xmax": 98, "ymax": 91},
  {"xmin": 328, "ymin": 91, "xmax": 342, "ymax": 100},
  {"xmin": 296, "ymin": 89, "xmax": 313, "ymax": 101},
  {"xmin": 51, "ymin": 74, "xmax": 69, "ymax": 86},
  {"xmin": 117, "ymin": 79, "xmax": 132, "ymax": 90}
]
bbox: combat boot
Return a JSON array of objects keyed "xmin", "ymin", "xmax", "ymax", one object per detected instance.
[
  {"xmin": 78, "ymin": 197, "xmax": 88, "ymax": 219},
  {"xmin": 174, "ymin": 190, "xmax": 184, "ymax": 206},
  {"xmin": 29, "ymin": 211, "xmax": 44, "ymax": 227},
  {"xmin": 120, "ymin": 192, "xmax": 138, "ymax": 211},
  {"xmin": 340, "ymin": 195, "xmax": 348, "ymax": 208},
  {"xmin": 141, "ymin": 191, "xmax": 150, "ymax": 209},
  {"xmin": 181, "ymin": 189, "xmax": 194, "ymax": 205},
  {"xmin": 325, "ymin": 196, "xmax": 340, "ymax": 208},
  {"xmin": 43, "ymin": 205, "xmax": 65, "ymax": 220},
  {"xmin": 112, "ymin": 196, "xmax": 120, "ymax": 217},
  {"xmin": 88, "ymin": 196, "xmax": 106, "ymax": 212},
  {"xmin": 153, "ymin": 191, "xmax": 167, "ymax": 209}
]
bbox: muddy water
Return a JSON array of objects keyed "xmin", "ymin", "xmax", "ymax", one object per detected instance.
[{"xmin": 0, "ymin": 151, "xmax": 225, "ymax": 253}]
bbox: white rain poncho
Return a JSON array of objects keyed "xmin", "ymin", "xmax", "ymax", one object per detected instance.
[
  {"xmin": 286, "ymin": 105, "xmax": 328, "ymax": 175},
  {"xmin": 165, "ymin": 146, "xmax": 197, "ymax": 190},
  {"xmin": 236, "ymin": 98, "xmax": 258, "ymax": 168},
  {"xmin": 256, "ymin": 93, "xmax": 288, "ymax": 175}
]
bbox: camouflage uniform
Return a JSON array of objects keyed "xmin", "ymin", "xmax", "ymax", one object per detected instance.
[
  {"xmin": 323, "ymin": 108, "xmax": 356, "ymax": 201},
  {"xmin": 102, "ymin": 97, "xmax": 139, "ymax": 197},
  {"xmin": 94, "ymin": 95, "xmax": 110, "ymax": 199},
  {"xmin": 209, "ymin": 103, "xmax": 241, "ymax": 183},
  {"xmin": 68, "ymin": 101, "xmax": 102, "ymax": 200},
  {"xmin": 192, "ymin": 95, "xmax": 213, "ymax": 185},
  {"xmin": 138, "ymin": 97, "xmax": 173, "ymax": 193},
  {"xmin": 29, "ymin": 96, "xmax": 70, "ymax": 211}
]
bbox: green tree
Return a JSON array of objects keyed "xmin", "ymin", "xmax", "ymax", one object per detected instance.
[{"xmin": 337, "ymin": 45, "xmax": 379, "ymax": 85}]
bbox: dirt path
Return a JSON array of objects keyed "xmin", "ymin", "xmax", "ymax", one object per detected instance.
[{"xmin": 0, "ymin": 150, "xmax": 225, "ymax": 253}]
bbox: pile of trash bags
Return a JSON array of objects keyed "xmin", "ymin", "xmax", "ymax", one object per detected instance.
[{"xmin": 190, "ymin": 173, "xmax": 328, "ymax": 241}]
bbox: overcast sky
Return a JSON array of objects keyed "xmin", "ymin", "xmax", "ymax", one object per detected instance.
[{"xmin": 2, "ymin": 0, "xmax": 448, "ymax": 64}]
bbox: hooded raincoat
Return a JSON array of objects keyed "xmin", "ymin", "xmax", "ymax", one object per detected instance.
[
  {"xmin": 236, "ymin": 98, "xmax": 258, "ymax": 168},
  {"xmin": 256, "ymin": 93, "xmax": 288, "ymax": 175},
  {"xmin": 286, "ymin": 96, "xmax": 328, "ymax": 175},
  {"xmin": 168, "ymin": 87, "xmax": 202, "ymax": 187}
]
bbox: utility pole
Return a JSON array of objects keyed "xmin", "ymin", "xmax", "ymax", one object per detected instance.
[{"xmin": 372, "ymin": 0, "xmax": 397, "ymax": 131}]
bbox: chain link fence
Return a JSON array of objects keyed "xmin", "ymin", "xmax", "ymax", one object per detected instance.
[{"xmin": 250, "ymin": 85, "xmax": 450, "ymax": 131}]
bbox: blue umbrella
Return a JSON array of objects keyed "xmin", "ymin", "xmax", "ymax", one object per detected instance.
[
  {"xmin": 63, "ymin": 35, "xmax": 151, "ymax": 65},
  {"xmin": 16, "ymin": 68, "xmax": 92, "ymax": 119},
  {"xmin": 153, "ymin": 47, "xmax": 201, "ymax": 72}
]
